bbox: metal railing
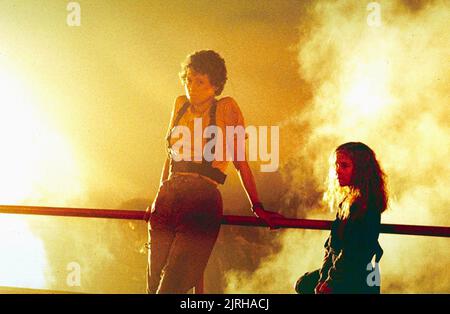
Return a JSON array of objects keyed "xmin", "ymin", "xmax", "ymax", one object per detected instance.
[{"xmin": 0, "ymin": 204, "xmax": 449, "ymax": 293}]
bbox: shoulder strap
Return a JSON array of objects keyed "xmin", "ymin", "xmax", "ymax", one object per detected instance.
[
  {"xmin": 166, "ymin": 101, "xmax": 190, "ymax": 159},
  {"xmin": 209, "ymin": 99, "xmax": 217, "ymax": 127},
  {"xmin": 166, "ymin": 101, "xmax": 190, "ymax": 142},
  {"xmin": 173, "ymin": 101, "xmax": 190, "ymax": 128},
  {"xmin": 204, "ymin": 99, "xmax": 218, "ymax": 165}
]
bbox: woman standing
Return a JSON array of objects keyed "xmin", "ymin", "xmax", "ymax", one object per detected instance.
[
  {"xmin": 145, "ymin": 50, "xmax": 283, "ymax": 294},
  {"xmin": 296, "ymin": 142, "xmax": 387, "ymax": 294}
]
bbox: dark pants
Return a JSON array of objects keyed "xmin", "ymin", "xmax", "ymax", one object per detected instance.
[
  {"xmin": 295, "ymin": 269, "xmax": 320, "ymax": 294},
  {"xmin": 147, "ymin": 174, "xmax": 222, "ymax": 294},
  {"xmin": 295, "ymin": 269, "xmax": 381, "ymax": 294}
]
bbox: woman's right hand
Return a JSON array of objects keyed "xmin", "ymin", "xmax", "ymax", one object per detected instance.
[
  {"xmin": 144, "ymin": 200, "xmax": 156, "ymax": 222},
  {"xmin": 145, "ymin": 180, "xmax": 167, "ymax": 222}
]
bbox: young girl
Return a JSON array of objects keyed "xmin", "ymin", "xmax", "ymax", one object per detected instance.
[
  {"xmin": 145, "ymin": 50, "xmax": 283, "ymax": 294},
  {"xmin": 296, "ymin": 142, "xmax": 387, "ymax": 294}
]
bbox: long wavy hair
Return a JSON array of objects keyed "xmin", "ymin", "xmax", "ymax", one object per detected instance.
[{"xmin": 323, "ymin": 142, "xmax": 388, "ymax": 219}]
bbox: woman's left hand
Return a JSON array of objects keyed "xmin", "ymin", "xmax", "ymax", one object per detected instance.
[{"xmin": 252, "ymin": 204, "xmax": 285, "ymax": 230}]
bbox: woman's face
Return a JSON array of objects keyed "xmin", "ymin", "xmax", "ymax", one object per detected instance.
[
  {"xmin": 336, "ymin": 151, "xmax": 354, "ymax": 186},
  {"xmin": 184, "ymin": 67, "xmax": 217, "ymax": 105}
]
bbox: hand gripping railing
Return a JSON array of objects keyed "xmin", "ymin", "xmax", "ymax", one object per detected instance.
[{"xmin": 0, "ymin": 204, "xmax": 449, "ymax": 293}]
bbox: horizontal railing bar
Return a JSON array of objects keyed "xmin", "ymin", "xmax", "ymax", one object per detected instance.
[
  {"xmin": 0, "ymin": 205, "xmax": 144, "ymax": 220},
  {"xmin": 0, "ymin": 205, "xmax": 449, "ymax": 238},
  {"xmin": 222, "ymin": 215, "xmax": 450, "ymax": 238}
]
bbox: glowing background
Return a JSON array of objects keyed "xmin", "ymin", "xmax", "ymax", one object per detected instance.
[{"xmin": 0, "ymin": 0, "xmax": 448, "ymax": 293}]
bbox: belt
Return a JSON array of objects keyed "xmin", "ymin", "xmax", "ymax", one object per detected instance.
[
  {"xmin": 171, "ymin": 161, "xmax": 226, "ymax": 185},
  {"xmin": 170, "ymin": 172, "xmax": 219, "ymax": 187}
]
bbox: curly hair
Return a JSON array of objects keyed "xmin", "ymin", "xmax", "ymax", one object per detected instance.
[
  {"xmin": 324, "ymin": 142, "xmax": 388, "ymax": 219},
  {"xmin": 179, "ymin": 50, "xmax": 228, "ymax": 95}
]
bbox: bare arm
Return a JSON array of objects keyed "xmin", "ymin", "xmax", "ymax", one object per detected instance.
[
  {"xmin": 233, "ymin": 159, "xmax": 284, "ymax": 229},
  {"xmin": 144, "ymin": 96, "xmax": 186, "ymax": 221},
  {"xmin": 221, "ymin": 97, "xmax": 283, "ymax": 228},
  {"xmin": 144, "ymin": 156, "xmax": 170, "ymax": 222},
  {"xmin": 233, "ymin": 160, "xmax": 260, "ymax": 205}
]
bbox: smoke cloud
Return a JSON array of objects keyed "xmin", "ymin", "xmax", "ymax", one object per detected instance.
[{"xmin": 224, "ymin": 0, "xmax": 450, "ymax": 293}]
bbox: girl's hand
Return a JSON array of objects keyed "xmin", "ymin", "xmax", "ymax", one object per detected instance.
[
  {"xmin": 314, "ymin": 282, "xmax": 324, "ymax": 294},
  {"xmin": 316, "ymin": 281, "xmax": 333, "ymax": 294}
]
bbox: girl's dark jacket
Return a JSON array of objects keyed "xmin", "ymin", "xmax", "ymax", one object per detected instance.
[{"xmin": 319, "ymin": 203, "xmax": 383, "ymax": 293}]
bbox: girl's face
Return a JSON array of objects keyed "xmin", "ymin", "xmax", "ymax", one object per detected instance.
[
  {"xmin": 336, "ymin": 151, "xmax": 354, "ymax": 187},
  {"xmin": 184, "ymin": 67, "xmax": 217, "ymax": 106}
]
